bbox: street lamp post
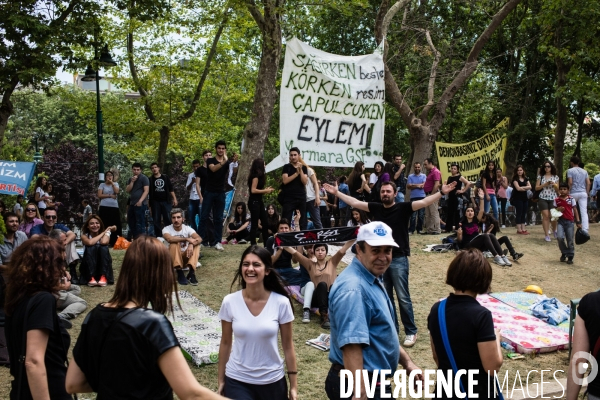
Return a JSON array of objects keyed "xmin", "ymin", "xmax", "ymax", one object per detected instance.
[{"xmin": 81, "ymin": 45, "xmax": 117, "ymax": 183}]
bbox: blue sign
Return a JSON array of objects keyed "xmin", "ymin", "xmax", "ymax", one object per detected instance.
[{"xmin": 0, "ymin": 161, "xmax": 36, "ymax": 196}]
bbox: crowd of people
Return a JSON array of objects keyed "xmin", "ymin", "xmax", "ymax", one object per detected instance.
[{"xmin": 0, "ymin": 140, "xmax": 598, "ymax": 399}]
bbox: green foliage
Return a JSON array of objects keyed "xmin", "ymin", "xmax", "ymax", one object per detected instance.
[{"xmin": 585, "ymin": 163, "xmax": 599, "ymax": 179}]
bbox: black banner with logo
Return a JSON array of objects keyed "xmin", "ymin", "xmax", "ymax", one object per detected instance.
[{"xmin": 274, "ymin": 226, "xmax": 359, "ymax": 247}]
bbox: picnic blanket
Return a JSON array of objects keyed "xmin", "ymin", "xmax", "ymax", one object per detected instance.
[
  {"xmin": 489, "ymin": 292, "xmax": 570, "ymax": 332},
  {"xmin": 168, "ymin": 291, "xmax": 222, "ymax": 366},
  {"xmin": 477, "ymin": 294, "xmax": 569, "ymax": 354},
  {"xmin": 286, "ymin": 285, "xmax": 319, "ymax": 315}
]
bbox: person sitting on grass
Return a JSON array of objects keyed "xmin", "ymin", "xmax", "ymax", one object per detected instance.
[
  {"xmin": 80, "ymin": 215, "xmax": 115, "ymax": 287},
  {"xmin": 162, "ymin": 208, "xmax": 202, "ymax": 286},
  {"xmin": 284, "ymin": 240, "xmax": 356, "ymax": 329},
  {"xmin": 554, "ymin": 182, "xmax": 582, "ymax": 265},
  {"xmin": 265, "ymin": 217, "xmax": 310, "ymax": 288},
  {"xmin": 478, "ymin": 213, "xmax": 524, "ymax": 264},
  {"xmin": 457, "ymin": 189, "xmax": 511, "ymax": 267},
  {"xmin": 223, "ymin": 202, "xmax": 250, "ymax": 245}
]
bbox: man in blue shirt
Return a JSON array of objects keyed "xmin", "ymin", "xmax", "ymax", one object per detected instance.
[
  {"xmin": 337, "ymin": 176, "xmax": 350, "ymax": 226},
  {"xmin": 326, "ymin": 221, "xmax": 422, "ymax": 399},
  {"xmin": 407, "ymin": 162, "xmax": 427, "ymax": 234}
]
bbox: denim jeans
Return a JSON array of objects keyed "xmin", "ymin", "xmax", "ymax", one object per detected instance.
[
  {"xmin": 198, "ymin": 191, "xmax": 225, "ymax": 246},
  {"xmin": 306, "ymin": 199, "xmax": 323, "ymax": 229},
  {"xmin": 395, "ymin": 192, "xmax": 405, "ymax": 203},
  {"xmin": 409, "ymin": 197, "xmax": 424, "ymax": 233},
  {"xmin": 557, "ymin": 218, "xmax": 574, "ymax": 257},
  {"xmin": 484, "ymin": 193, "xmax": 499, "ymax": 220},
  {"xmin": 187, "ymin": 198, "xmax": 201, "ymax": 233},
  {"xmin": 151, "ymin": 200, "xmax": 172, "ymax": 237},
  {"xmin": 127, "ymin": 203, "xmax": 148, "ymax": 239},
  {"xmin": 383, "ymin": 256, "xmax": 417, "ymax": 335}
]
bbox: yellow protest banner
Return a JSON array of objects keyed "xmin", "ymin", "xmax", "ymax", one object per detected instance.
[{"xmin": 435, "ymin": 118, "xmax": 509, "ymax": 183}]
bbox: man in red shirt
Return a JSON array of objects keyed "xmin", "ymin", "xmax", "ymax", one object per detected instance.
[{"xmin": 423, "ymin": 158, "xmax": 442, "ymax": 234}]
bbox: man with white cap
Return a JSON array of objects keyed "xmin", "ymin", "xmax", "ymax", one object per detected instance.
[{"xmin": 325, "ymin": 221, "xmax": 423, "ymax": 399}]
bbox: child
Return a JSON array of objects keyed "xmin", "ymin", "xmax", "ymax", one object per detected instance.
[{"xmin": 554, "ymin": 182, "xmax": 582, "ymax": 264}]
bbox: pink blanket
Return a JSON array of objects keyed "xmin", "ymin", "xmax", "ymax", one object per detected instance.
[{"xmin": 285, "ymin": 285, "xmax": 320, "ymax": 315}]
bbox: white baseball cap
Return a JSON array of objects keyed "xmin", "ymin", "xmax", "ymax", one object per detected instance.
[{"xmin": 357, "ymin": 221, "xmax": 398, "ymax": 248}]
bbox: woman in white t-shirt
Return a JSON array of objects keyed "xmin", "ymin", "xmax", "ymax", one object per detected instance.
[
  {"xmin": 97, "ymin": 171, "xmax": 122, "ymax": 246},
  {"xmin": 34, "ymin": 176, "xmax": 51, "ymax": 210},
  {"xmin": 535, "ymin": 160, "xmax": 560, "ymax": 242},
  {"xmin": 218, "ymin": 246, "xmax": 297, "ymax": 400}
]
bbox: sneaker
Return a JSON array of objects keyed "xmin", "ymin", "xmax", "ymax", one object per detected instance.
[
  {"xmin": 98, "ymin": 275, "xmax": 108, "ymax": 287},
  {"xmin": 521, "ymin": 230, "xmax": 530, "ymax": 235},
  {"xmin": 214, "ymin": 243, "xmax": 224, "ymax": 251},
  {"xmin": 321, "ymin": 313, "xmax": 330, "ymax": 329},
  {"xmin": 88, "ymin": 277, "xmax": 98, "ymax": 287},
  {"xmin": 501, "ymin": 225, "xmax": 506, "ymax": 229},
  {"xmin": 197, "ymin": 261, "xmax": 202, "ymax": 268},
  {"xmin": 230, "ymin": 239, "xmax": 238, "ymax": 245},
  {"xmin": 513, "ymin": 252, "xmax": 524, "ymax": 261},
  {"xmin": 221, "ymin": 239, "xmax": 228, "ymax": 245},
  {"xmin": 408, "ymin": 231, "xmax": 413, "ymax": 235},
  {"xmin": 238, "ymin": 239, "xmax": 248, "ymax": 244},
  {"xmin": 501, "ymin": 256, "xmax": 512, "ymax": 266},
  {"xmin": 560, "ymin": 254, "xmax": 567, "ymax": 262},
  {"xmin": 176, "ymin": 269, "xmax": 188, "ymax": 286},
  {"xmin": 567, "ymin": 257, "xmax": 573, "ymax": 265},
  {"xmin": 544, "ymin": 236, "xmax": 551, "ymax": 242},
  {"xmin": 302, "ymin": 309, "xmax": 310, "ymax": 323},
  {"xmin": 483, "ymin": 251, "xmax": 493, "ymax": 258},
  {"xmin": 187, "ymin": 271, "xmax": 198, "ymax": 286},
  {"xmin": 403, "ymin": 334, "xmax": 417, "ymax": 347},
  {"xmin": 493, "ymin": 255, "xmax": 506, "ymax": 266},
  {"xmin": 58, "ymin": 315, "xmax": 73, "ymax": 329}
]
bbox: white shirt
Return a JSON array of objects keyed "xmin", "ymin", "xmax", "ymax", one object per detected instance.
[
  {"xmin": 218, "ymin": 291, "xmax": 294, "ymax": 384},
  {"xmin": 162, "ymin": 224, "xmax": 196, "ymax": 251},
  {"xmin": 228, "ymin": 162, "xmax": 238, "ymax": 188},
  {"xmin": 567, "ymin": 167, "xmax": 589, "ymax": 194},
  {"xmin": 186, "ymin": 172, "xmax": 200, "ymax": 200},
  {"xmin": 369, "ymin": 173, "xmax": 379, "ymax": 185},
  {"xmin": 36, "ymin": 187, "xmax": 47, "ymax": 209},
  {"xmin": 305, "ymin": 168, "xmax": 316, "ymax": 201}
]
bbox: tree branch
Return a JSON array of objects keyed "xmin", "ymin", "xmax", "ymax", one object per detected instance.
[
  {"xmin": 49, "ymin": 0, "xmax": 80, "ymax": 28},
  {"xmin": 127, "ymin": 31, "xmax": 155, "ymax": 122},
  {"xmin": 431, "ymin": 0, "xmax": 523, "ymax": 128},
  {"xmin": 174, "ymin": 9, "xmax": 229, "ymax": 125},
  {"xmin": 246, "ymin": 0, "xmax": 266, "ymax": 31},
  {"xmin": 417, "ymin": 28, "xmax": 440, "ymax": 121}
]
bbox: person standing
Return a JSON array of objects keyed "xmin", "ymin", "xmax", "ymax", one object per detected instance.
[
  {"xmin": 97, "ymin": 171, "xmax": 122, "ymax": 246},
  {"xmin": 336, "ymin": 176, "xmax": 350, "ymax": 226},
  {"xmin": 247, "ymin": 158, "xmax": 274, "ymax": 246},
  {"xmin": 392, "ymin": 154, "xmax": 407, "ymax": 203},
  {"xmin": 407, "ymin": 162, "xmax": 427, "ymax": 234},
  {"xmin": 280, "ymin": 147, "xmax": 308, "ymax": 230},
  {"xmin": 324, "ymin": 222, "xmax": 423, "ymax": 399},
  {"xmin": 554, "ymin": 183, "xmax": 582, "ymax": 264},
  {"xmin": 495, "ymin": 168, "xmax": 509, "ymax": 228},
  {"xmin": 198, "ymin": 140, "xmax": 233, "ymax": 251},
  {"xmin": 125, "ymin": 163, "xmax": 150, "ymax": 239},
  {"xmin": 186, "ymin": 159, "xmax": 202, "ymax": 233},
  {"xmin": 34, "ymin": 176, "xmax": 50, "ymax": 211},
  {"xmin": 324, "ymin": 179, "xmax": 456, "ymax": 348},
  {"xmin": 511, "ymin": 165, "xmax": 531, "ymax": 234},
  {"xmin": 536, "ymin": 160, "xmax": 560, "ymax": 242},
  {"xmin": 303, "ymin": 161, "xmax": 323, "ymax": 229},
  {"xmin": 347, "ymin": 161, "xmax": 370, "ymax": 201},
  {"xmin": 444, "ymin": 163, "xmax": 471, "ymax": 233},
  {"xmin": 369, "ymin": 161, "xmax": 383, "ymax": 189},
  {"xmin": 195, "ymin": 150, "xmax": 215, "ymax": 244},
  {"xmin": 481, "ymin": 161, "xmax": 499, "ymax": 221},
  {"xmin": 567, "ymin": 156, "xmax": 591, "ymax": 233},
  {"xmin": 423, "ymin": 158, "xmax": 442, "ymax": 235},
  {"xmin": 149, "ymin": 163, "xmax": 177, "ymax": 238}
]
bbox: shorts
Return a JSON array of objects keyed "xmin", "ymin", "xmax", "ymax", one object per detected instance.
[{"xmin": 537, "ymin": 198, "xmax": 555, "ymax": 211}]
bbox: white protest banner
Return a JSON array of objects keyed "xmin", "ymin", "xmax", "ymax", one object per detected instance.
[
  {"xmin": 435, "ymin": 118, "xmax": 509, "ymax": 183},
  {"xmin": 266, "ymin": 37, "xmax": 385, "ymax": 172}
]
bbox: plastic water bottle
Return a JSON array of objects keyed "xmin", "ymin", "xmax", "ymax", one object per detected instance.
[
  {"xmin": 500, "ymin": 341, "xmax": 515, "ymax": 351},
  {"xmin": 330, "ymin": 215, "xmax": 335, "ymax": 227}
]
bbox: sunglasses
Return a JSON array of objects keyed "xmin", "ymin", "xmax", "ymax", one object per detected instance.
[
  {"xmin": 26, "ymin": 208, "xmax": 37, "ymax": 212},
  {"xmin": 45, "ymin": 215, "xmax": 57, "ymax": 220}
]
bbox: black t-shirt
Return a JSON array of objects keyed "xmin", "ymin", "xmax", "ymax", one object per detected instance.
[
  {"xmin": 393, "ymin": 165, "xmax": 407, "ymax": 194},
  {"xmin": 511, "ymin": 178, "xmax": 529, "ymax": 201},
  {"xmin": 73, "ymin": 305, "xmax": 179, "ymax": 400},
  {"xmin": 368, "ymin": 201, "xmax": 412, "ymax": 257},
  {"xmin": 194, "ymin": 166, "xmax": 209, "ymax": 195},
  {"xmin": 265, "ymin": 236, "xmax": 308, "ymax": 286},
  {"xmin": 459, "ymin": 219, "xmax": 480, "ymax": 247},
  {"xmin": 150, "ymin": 174, "xmax": 173, "ymax": 202},
  {"xmin": 578, "ymin": 291, "xmax": 600, "ymax": 396},
  {"xmin": 281, "ymin": 163, "xmax": 308, "ymax": 197},
  {"xmin": 248, "ymin": 176, "xmax": 265, "ymax": 202},
  {"xmin": 427, "ymin": 294, "xmax": 498, "ymax": 399},
  {"xmin": 6, "ymin": 292, "xmax": 71, "ymax": 400},
  {"xmin": 447, "ymin": 175, "xmax": 463, "ymax": 197},
  {"xmin": 204, "ymin": 158, "xmax": 231, "ymax": 193}
]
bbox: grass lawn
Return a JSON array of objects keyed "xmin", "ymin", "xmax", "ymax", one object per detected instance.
[{"xmin": 1, "ymin": 223, "xmax": 599, "ymax": 399}]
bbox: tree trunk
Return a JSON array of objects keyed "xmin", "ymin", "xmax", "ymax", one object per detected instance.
[
  {"xmin": 572, "ymin": 100, "xmax": 585, "ymax": 160},
  {"xmin": 233, "ymin": 2, "xmax": 283, "ymax": 206},
  {"xmin": 158, "ymin": 125, "xmax": 170, "ymax": 168},
  {"xmin": 0, "ymin": 80, "xmax": 18, "ymax": 153},
  {"xmin": 554, "ymin": 60, "xmax": 569, "ymax": 181}
]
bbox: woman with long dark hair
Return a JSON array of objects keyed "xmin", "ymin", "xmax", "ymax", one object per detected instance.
[
  {"xmin": 34, "ymin": 176, "xmax": 50, "ymax": 211},
  {"xmin": 18, "ymin": 202, "xmax": 43, "ymax": 238},
  {"xmin": 368, "ymin": 161, "xmax": 384, "ymax": 189},
  {"xmin": 511, "ymin": 165, "xmax": 531, "ymax": 235},
  {"xmin": 5, "ymin": 237, "xmax": 72, "ymax": 400},
  {"xmin": 266, "ymin": 204, "xmax": 280, "ymax": 238},
  {"xmin": 218, "ymin": 245, "xmax": 298, "ymax": 400},
  {"xmin": 347, "ymin": 208, "xmax": 370, "ymax": 226},
  {"xmin": 248, "ymin": 158, "xmax": 274, "ymax": 246},
  {"xmin": 80, "ymin": 215, "xmax": 115, "ymax": 287},
  {"xmin": 66, "ymin": 236, "xmax": 224, "ymax": 400},
  {"xmin": 481, "ymin": 161, "xmax": 499, "ymax": 220},
  {"xmin": 97, "ymin": 170, "xmax": 122, "ymax": 246},
  {"xmin": 495, "ymin": 168, "xmax": 509, "ymax": 228},
  {"xmin": 224, "ymin": 202, "xmax": 251, "ymax": 244},
  {"xmin": 445, "ymin": 163, "xmax": 471, "ymax": 232},
  {"xmin": 347, "ymin": 161, "xmax": 370, "ymax": 200},
  {"xmin": 535, "ymin": 160, "xmax": 559, "ymax": 242},
  {"xmin": 457, "ymin": 189, "xmax": 511, "ymax": 266}
]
